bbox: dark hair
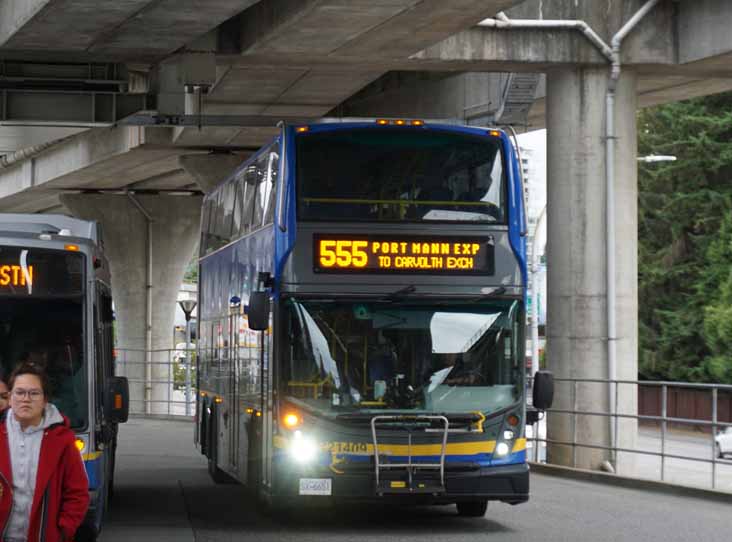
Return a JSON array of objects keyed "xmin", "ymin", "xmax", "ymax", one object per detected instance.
[{"xmin": 8, "ymin": 363, "xmax": 50, "ymax": 398}]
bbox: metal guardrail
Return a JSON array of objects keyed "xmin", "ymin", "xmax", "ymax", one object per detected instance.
[
  {"xmin": 528, "ymin": 377, "xmax": 732, "ymax": 491},
  {"xmin": 113, "ymin": 353, "xmax": 732, "ymax": 491},
  {"xmin": 115, "ymin": 348, "xmax": 196, "ymax": 418}
]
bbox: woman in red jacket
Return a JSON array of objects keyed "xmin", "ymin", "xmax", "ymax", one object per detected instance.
[{"xmin": 0, "ymin": 363, "xmax": 89, "ymax": 542}]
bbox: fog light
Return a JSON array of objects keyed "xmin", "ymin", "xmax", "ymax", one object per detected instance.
[
  {"xmin": 495, "ymin": 442, "xmax": 510, "ymax": 457},
  {"xmin": 290, "ymin": 431, "xmax": 317, "ymax": 463},
  {"xmin": 283, "ymin": 412, "xmax": 301, "ymax": 429},
  {"xmin": 503, "ymin": 430, "xmax": 515, "ymax": 440}
]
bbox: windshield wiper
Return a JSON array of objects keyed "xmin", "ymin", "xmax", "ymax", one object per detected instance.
[
  {"xmin": 470, "ymin": 286, "xmax": 505, "ymax": 302},
  {"xmin": 385, "ymin": 284, "xmax": 416, "ymax": 301}
]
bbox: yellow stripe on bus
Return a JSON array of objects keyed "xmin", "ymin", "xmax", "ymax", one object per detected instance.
[
  {"xmin": 512, "ymin": 438, "xmax": 526, "ymax": 453},
  {"xmin": 274, "ymin": 437, "xmax": 496, "ymax": 456},
  {"xmin": 82, "ymin": 451, "xmax": 103, "ymax": 461}
]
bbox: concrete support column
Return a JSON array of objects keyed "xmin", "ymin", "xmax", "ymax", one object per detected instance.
[
  {"xmin": 179, "ymin": 153, "xmax": 245, "ymax": 193},
  {"xmin": 545, "ymin": 67, "xmax": 638, "ymax": 472},
  {"xmin": 60, "ymin": 194, "xmax": 203, "ymax": 415}
]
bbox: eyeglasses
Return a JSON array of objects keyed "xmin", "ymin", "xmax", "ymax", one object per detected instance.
[{"xmin": 12, "ymin": 389, "xmax": 44, "ymax": 400}]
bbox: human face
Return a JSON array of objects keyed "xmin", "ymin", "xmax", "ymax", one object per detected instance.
[
  {"xmin": 0, "ymin": 381, "xmax": 9, "ymax": 412},
  {"xmin": 10, "ymin": 374, "xmax": 47, "ymax": 428}
]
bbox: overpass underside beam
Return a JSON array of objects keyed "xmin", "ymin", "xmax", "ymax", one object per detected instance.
[
  {"xmin": 0, "ymin": 89, "xmax": 151, "ymax": 125},
  {"xmin": 546, "ymin": 67, "xmax": 638, "ymax": 473},
  {"xmin": 60, "ymin": 193, "xmax": 202, "ymax": 415}
]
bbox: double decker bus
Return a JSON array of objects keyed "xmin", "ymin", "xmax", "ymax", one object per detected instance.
[
  {"xmin": 195, "ymin": 120, "xmax": 553, "ymax": 516},
  {"xmin": 0, "ymin": 214, "xmax": 129, "ymax": 541}
]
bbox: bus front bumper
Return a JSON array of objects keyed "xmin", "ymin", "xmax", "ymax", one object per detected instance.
[{"xmin": 271, "ymin": 462, "xmax": 529, "ymax": 505}]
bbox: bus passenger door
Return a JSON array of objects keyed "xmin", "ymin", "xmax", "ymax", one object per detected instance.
[
  {"xmin": 228, "ymin": 308, "xmax": 239, "ymax": 470},
  {"xmin": 261, "ymin": 309, "xmax": 274, "ymax": 494}
]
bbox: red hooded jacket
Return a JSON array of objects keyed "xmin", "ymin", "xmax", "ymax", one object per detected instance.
[{"xmin": 0, "ymin": 411, "xmax": 90, "ymax": 542}]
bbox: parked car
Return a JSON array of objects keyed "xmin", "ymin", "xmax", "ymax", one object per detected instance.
[{"xmin": 715, "ymin": 426, "xmax": 732, "ymax": 458}]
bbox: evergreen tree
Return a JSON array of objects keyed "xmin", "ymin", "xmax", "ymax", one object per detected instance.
[{"xmin": 638, "ymin": 92, "xmax": 732, "ymax": 383}]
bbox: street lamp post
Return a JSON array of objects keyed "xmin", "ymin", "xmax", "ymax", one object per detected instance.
[
  {"xmin": 530, "ymin": 206, "xmax": 547, "ymax": 462},
  {"xmin": 531, "ymin": 206, "xmax": 547, "ymax": 381},
  {"xmin": 178, "ymin": 299, "xmax": 197, "ymax": 416},
  {"xmin": 637, "ymin": 155, "xmax": 677, "ymax": 163}
]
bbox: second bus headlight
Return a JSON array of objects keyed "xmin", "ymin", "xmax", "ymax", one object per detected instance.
[
  {"xmin": 495, "ymin": 442, "xmax": 511, "ymax": 457},
  {"xmin": 289, "ymin": 430, "xmax": 317, "ymax": 463}
]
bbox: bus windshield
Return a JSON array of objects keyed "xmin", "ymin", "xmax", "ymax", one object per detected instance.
[
  {"xmin": 296, "ymin": 128, "xmax": 505, "ymax": 223},
  {"xmin": 280, "ymin": 299, "xmax": 522, "ymax": 416},
  {"xmin": 0, "ymin": 246, "xmax": 87, "ymax": 429}
]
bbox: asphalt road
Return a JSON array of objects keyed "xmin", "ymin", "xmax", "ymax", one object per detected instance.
[{"xmin": 99, "ymin": 418, "xmax": 731, "ymax": 542}]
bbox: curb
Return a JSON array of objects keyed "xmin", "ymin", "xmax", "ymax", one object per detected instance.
[{"xmin": 529, "ymin": 462, "xmax": 732, "ymax": 504}]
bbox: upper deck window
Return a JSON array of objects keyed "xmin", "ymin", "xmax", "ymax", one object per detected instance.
[
  {"xmin": 296, "ymin": 128, "xmax": 505, "ymax": 223},
  {"xmin": 200, "ymin": 143, "xmax": 280, "ymax": 257}
]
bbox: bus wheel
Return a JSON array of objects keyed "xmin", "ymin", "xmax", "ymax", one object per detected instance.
[
  {"xmin": 107, "ymin": 433, "xmax": 118, "ymax": 501},
  {"xmin": 456, "ymin": 500, "xmax": 488, "ymax": 517},
  {"xmin": 207, "ymin": 457, "xmax": 235, "ymax": 484},
  {"xmin": 74, "ymin": 523, "xmax": 98, "ymax": 542}
]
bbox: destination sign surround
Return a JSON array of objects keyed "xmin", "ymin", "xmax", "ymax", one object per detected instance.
[
  {"xmin": 313, "ymin": 234, "xmax": 495, "ymax": 275},
  {"xmin": 0, "ymin": 247, "xmax": 84, "ymax": 296}
]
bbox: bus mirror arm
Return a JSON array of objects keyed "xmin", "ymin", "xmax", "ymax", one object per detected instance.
[
  {"xmin": 97, "ymin": 424, "xmax": 115, "ymax": 446},
  {"xmin": 105, "ymin": 376, "xmax": 130, "ymax": 423},
  {"xmin": 526, "ymin": 408, "xmax": 540, "ymax": 425}
]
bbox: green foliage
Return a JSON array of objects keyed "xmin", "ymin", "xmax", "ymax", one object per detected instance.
[
  {"xmin": 638, "ymin": 91, "xmax": 732, "ymax": 383},
  {"xmin": 173, "ymin": 358, "xmax": 197, "ymax": 391},
  {"xmin": 184, "ymin": 258, "xmax": 198, "ymax": 283}
]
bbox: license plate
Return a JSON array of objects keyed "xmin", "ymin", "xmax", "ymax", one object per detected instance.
[{"xmin": 299, "ymin": 478, "xmax": 332, "ymax": 496}]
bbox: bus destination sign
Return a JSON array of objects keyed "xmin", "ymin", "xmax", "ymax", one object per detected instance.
[
  {"xmin": 0, "ymin": 264, "xmax": 33, "ymax": 287},
  {"xmin": 0, "ymin": 247, "xmax": 84, "ymax": 296},
  {"xmin": 314, "ymin": 234, "xmax": 495, "ymax": 275}
]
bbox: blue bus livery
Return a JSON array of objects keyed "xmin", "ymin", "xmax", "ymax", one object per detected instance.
[{"xmin": 195, "ymin": 120, "xmax": 552, "ymax": 516}]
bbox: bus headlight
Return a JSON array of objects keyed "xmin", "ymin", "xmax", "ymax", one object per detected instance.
[
  {"xmin": 495, "ymin": 442, "xmax": 511, "ymax": 457},
  {"xmin": 289, "ymin": 431, "xmax": 317, "ymax": 463}
]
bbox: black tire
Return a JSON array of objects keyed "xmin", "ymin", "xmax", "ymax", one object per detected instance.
[
  {"xmin": 74, "ymin": 522, "xmax": 98, "ymax": 542},
  {"xmin": 107, "ymin": 432, "xmax": 117, "ymax": 501},
  {"xmin": 247, "ymin": 418, "xmax": 262, "ymax": 492},
  {"xmin": 456, "ymin": 500, "xmax": 488, "ymax": 517},
  {"xmin": 207, "ymin": 456, "xmax": 235, "ymax": 484},
  {"xmin": 716, "ymin": 443, "xmax": 724, "ymax": 459}
]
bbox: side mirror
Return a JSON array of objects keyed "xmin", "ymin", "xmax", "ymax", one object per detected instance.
[
  {"xmin": 532, "ymin": 370, "xmax": 554, "ymax": 411},
  {"xmin": 248, "ymin": 291, "xmax": 270, "ymax": 331},
  {"xmin": 105, "ymin": 376, "xmax": 129, "ymax": 423},
  {"xmin": 526, "ymin": 408, "xmax": 540, "ymax": 425}
]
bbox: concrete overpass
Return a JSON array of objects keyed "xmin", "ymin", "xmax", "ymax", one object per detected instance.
[{"xmin": 2, "ymin": 0, "xmax": 732, "ymax": 472}]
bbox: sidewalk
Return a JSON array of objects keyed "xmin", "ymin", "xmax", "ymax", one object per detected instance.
[
  {"xmin": 527, "ymin": 420, "xmax": 732, "ymax": 492},
  {"xmin": 100, "ymin": 417, "xmax": 204, "ymax": 541}
]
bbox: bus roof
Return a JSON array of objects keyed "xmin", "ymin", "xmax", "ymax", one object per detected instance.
[{"xmin": 0, "ymin": 214, "xmax": 99, "ymax": 243}]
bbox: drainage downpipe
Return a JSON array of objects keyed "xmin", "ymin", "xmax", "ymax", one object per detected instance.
[
  {"xmin": 478, "ymin": 15, "xmax": 614, "ymax": 60},
  {"xmin": 127, "ymin": 193, "xmax": 154, "ymax": 415},
  {"xmin": 606, "ymin": 0, "xmax": 661, "ymax": 462},
  {"xmin": 0, "ymin": 135, "xmax": 77, "ymax": 169}
]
